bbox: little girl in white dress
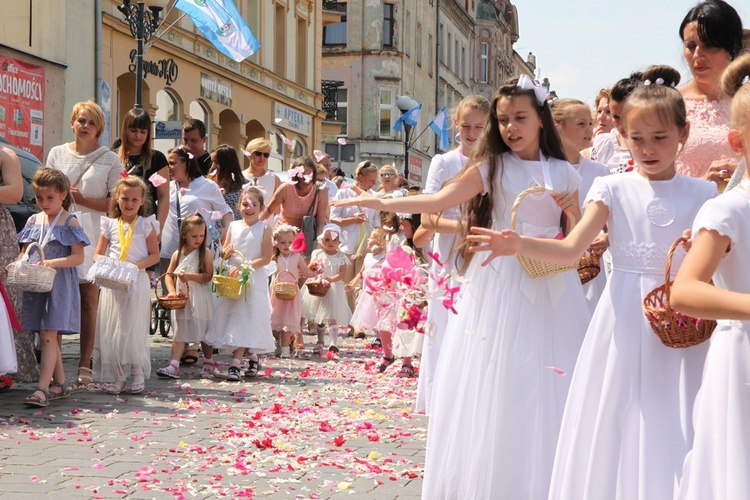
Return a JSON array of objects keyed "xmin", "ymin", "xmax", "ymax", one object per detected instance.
[{"xmin": 300, "ymin": 223, "xmax": 352, "ymax": 354}]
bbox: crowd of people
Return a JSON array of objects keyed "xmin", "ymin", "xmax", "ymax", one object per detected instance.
[{"xmin": 0, "ymin": 0, "xmax": 749, "ymax": 497}]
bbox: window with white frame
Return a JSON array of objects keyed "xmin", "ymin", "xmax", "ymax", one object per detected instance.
[
  {"xmin": 293, "ymin": 139, "xmax": 305, "ymax": 159},
  {"xmin": 379, "ymin": 89, "xmax": 394, "ymax": 138},
  {"xmin": 383, "ymin": 4, "xmax": 394, "ymax": 47},
  {"xmin": 154, "ymin": 89, "xmax": 179, "ymax": 152},
  {"xmin": 337, "ymin": 88, "xmax": 348, "ymax": 135},
  {"xmin": 268, "ymin": 130, "xmax": 285, "ymax": 172},
  {"xmin": 480, "ymin": 42, "xmax": 488, "ymax": 83}
]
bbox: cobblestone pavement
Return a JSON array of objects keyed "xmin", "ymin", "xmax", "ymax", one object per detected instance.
[{"xmin": 0, "ymin": 332, "xmax": 426, "ymax": 499}]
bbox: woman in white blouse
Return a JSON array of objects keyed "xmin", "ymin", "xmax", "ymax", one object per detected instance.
[{"xmin": 46, "ymin": 100, "xmax": 123, "ymax": 385}]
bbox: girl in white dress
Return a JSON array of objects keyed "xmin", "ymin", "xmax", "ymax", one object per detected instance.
[
  {"xmin": 591, "ymin": 72, "xmax": 641, "ymax": 174},
  {"xmin": 469, "ymin": 66, "xmax": 717, "ymax": 500},
  {"xmin": 93, "ymin": 177, "xmax": 160, "ymax": 394},
  {"xmin": 204, "ymin": 186, "xmax": 274, "ymax": 381},
  {"xmin": 332, "ymin": 75, "xmax": 592, "ymax": 498},
  {"xmin": 156, "ymin": 214, "xmax": 215, "ymax": 379},
  {"xmin": 300, "ymin": 223, "xmax": 351, "ymax": 354},
  {"xmin": 672, "ymin": 54, "xmax": 750, "ymax": 500},
  {"xmin": 413, "ymin": 94, "xmax": 489, "ymax": 414},
  {"xmin": 346, "ymin": 228, "xmax": 387, "ymax": 338},
  {"xmin": 551, "ymin": 98, "xmax": 610, "ymax": 310}
]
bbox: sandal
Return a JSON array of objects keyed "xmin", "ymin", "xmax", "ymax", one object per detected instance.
[
  {"xmin": 128, "ymin": 381, "xmax": 145, "ymax": 394},
  {"xmin": 49, "ymin": 381, "xmax": 72, "ymax": 400},
  {"xmin": 105, "ymin": 380, "xmax": 127, "ymax": 395},
  {"xmin": 180, "ymin": 350, "xmax": 200, "ymax": 366},
  {"xmin": 77, "ymin": 367, "xmax": 93, "ymax": 385},
  {"xmin": 370, "ymin": 338, "xmax": 382, "ymax": 349},
  {"xmin": 244, "ymin": 359, "xmax": 260, "ymax": 378},
  {"xmin": 200, "ymin": 360, "xmax": 217, "ymax": 378},
  {"xmin": 396, "ymin": 364, "xmax": 416, "ymax": 378},
  {"xmin": 24, "ymin": 387, "xmax": 53, "ymax": 407},
  {"xmin": 227, "ymin": 365, "xmax": 242, "ymax": 382},
  {"xmin": 378, "ymin": 356, "xmax": 396, "ymax": 373},
  {"xmin": 156, "ymin": 364, "xmax": 180, "ymax": 379},
  {"xmin": 312, "ymin": 343, "xmax": 325, "ymax": 356}
]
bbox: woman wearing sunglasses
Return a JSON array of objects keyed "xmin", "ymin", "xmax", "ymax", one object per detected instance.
[
  {"xmin": 242, "ymin": 138, "xmax": 281, "ymax": 204},
  {"xmin": 376, "ymin": 164, "xmax": 406, "ymax": 198}
]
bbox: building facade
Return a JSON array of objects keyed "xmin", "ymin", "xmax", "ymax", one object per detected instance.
[{"xmin": 102, "ymin": 0, "xmax": 326, "ymax": 173}]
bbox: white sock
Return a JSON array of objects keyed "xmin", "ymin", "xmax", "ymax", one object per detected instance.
[{"xmin": 329, "ymin": 325, "xmax": 340, "ymax": 346}]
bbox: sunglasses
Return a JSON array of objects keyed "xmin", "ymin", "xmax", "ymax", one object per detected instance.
[
  {"xmin": 380, "ymin": 172, "xmax": 395, "ymax": 178},
  {"xmin": 253, "ymin": 151, "xmax": 270, "ymax": 158}
]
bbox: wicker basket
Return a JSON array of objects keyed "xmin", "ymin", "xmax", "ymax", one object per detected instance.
[
  {"xmin": 155, "ymin": 273, "xmax": 189, "ymax": 310},
  {"xmin": 306, "ymin": 279, "xmax": 331, "ymax": 297},
  {"xmin": 272, "ymin": 270, "xmax": 299, "ymax": 301},
  {"xmin": 578, "ymin": 251, "xmax": 601, "ymax": 285},
  {"xmin": 511, "ymin": 186, "xmax": 579, "ymax": 278},
  {"xmin": 6, "ymin": 242, "xmax": 56, "ymax": 293},
  {"xmin": 642, "ymin": 237, "xmax": 716, "ymax": 348},
  {"xmin": 212, "ymin": 250, "xmax": 247, "ymax": 300}
]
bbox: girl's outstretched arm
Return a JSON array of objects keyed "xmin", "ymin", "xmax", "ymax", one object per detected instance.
[
  {"xmin": 330, "ymin": 166, "xmax": 484, "ymax": 214},
  {"xmin": 672, "ymin": 229, "xmax": 750, "ymax": 319},
  {"xmin": 467, "ymin": 200, "xmax": 609, "ymax": 267}
]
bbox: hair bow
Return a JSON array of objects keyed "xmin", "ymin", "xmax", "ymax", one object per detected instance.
[
  {"xmin": 742, "ymin": 75, "xmax": 750, "ymax": 85},
  {"xmin": 516, "ymin": 74, "xmax": 548, "ymax": 107},
  {"xmin": 179, "ymin": 145, "xmax": 195, "ymax": 159}
]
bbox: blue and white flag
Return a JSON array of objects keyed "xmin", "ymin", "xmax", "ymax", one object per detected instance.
[
  {"xmin": 429, "ymin": 107, "xmax": 450, "ymax": 151},
  {"xmin": 393, "ymin": 104, "xmax": 421, "ymax": 132},
  {"xmin": 174, "ymin": 0, "xmax": 261, "ymax": 62}
]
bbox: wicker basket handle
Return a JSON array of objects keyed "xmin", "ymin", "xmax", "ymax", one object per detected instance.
[
  {"xmin": 663, "ymin": 237, "xmax": 686, "ymax": 310},
  {"xmin": 24, "ymin": 241, "xmax": 47, "ymax": 263},
  {"xmin": 273, "ymin": 269, "xmax": 296, "ymax": 285},
  {"xmin": 156, "ymin": 272, "xmax": 190, "ymax": 298},
  {"xmin": 218, "ymin": 249, "xmax": 247, "ymax": 270},
  {"xmin": 511, "ymin": 186, "xmax": 580, "ymax": 232}
]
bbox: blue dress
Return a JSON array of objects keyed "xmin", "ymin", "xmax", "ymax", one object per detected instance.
[{"xmin": 17, "ymin": 214, "xmax": 89, "ymax": 334}]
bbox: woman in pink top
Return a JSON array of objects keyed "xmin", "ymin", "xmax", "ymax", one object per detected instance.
[
  {"xmin": 263, "ymin": 156, "xmax": 328, "ymax": 245},
  {"xmin": 676, "ymin": 0, "xmax": 743, "ymax": 186}
]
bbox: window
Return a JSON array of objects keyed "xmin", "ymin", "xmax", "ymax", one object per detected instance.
[
  {"xmin": 379, "ymin": 89, "xmax": 394, "ymax": 138},
  {"xmin": 461, "ymin": 46, "xmax": 466, "ymax": 81},
  {"xmin": 337, "ymin": 88, "xmax": 348, "ymax": 135},
  {"xmin": 428, "ymin": 33, "xmax": 433, "ymax": 76},
  {"xmin": 154, "ymin": 89, "xmax": 179, "ymax": 152},
  {"xmin": 480, "ymin": 42, "xmax": 488, "ymax": 83},
  {"xmin": 439, "ymin": 24, "xmax": 444, "ymax": 62},
  {"xmin": 383, "ymin": 4, "xmax": 394, "ymax": 47},
  {"xmin": 296, "ymin": 18, "xmax": 307, "ymax": 86},
  {"xmin": 189, "ymin": 100, "xmax": 210, "ymax": 150},
  {"xmin": 274, "ymin": 4, "xmax": 286, "ymax": 76},
  {"xmin": 416, "ymin": 23, "xmax": 423, "ymax": 67},
  {"xmin": 454, "ymin": 39, "xmax": 459, "ymax": 75},
  {"xmin": 268, "ymin": 131, "xmax": 285, "ymax": 172},
  {"xmin": 450, "ymin": 33, "xmax": 453, "ymax": 68},
  {"xmin": 244, "ymin": 0, "xmax": 260, "ymax": 63},
  {"xmin": 404, "ymin": 11, "xmax": 410, "ymax": 55},
  {"xmin": 293, "ymin": 139, "xmax": 305, "ymax": 158},
  {"xmin": 323, "ymin": 3, "xmax": 347, "ymax": 46}
]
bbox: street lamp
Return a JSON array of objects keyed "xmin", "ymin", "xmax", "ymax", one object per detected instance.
[
  {"xmin": 396, "ymin": 95, "xmax": 419, "ymax": 180},
  {"xmin": 118, "ymin": 0, "xmax": 169, "ymax": 108}
]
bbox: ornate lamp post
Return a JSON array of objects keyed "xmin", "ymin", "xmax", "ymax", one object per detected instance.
[
  {"xmin": 396, "ymin": 95, "xmax": 419, "ymax": 180},
  {"xmin": 117, "ymin": 0, "xmax": 169, "ymax": 108}
]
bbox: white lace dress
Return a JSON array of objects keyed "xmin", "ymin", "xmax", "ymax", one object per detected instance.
[
  {"xmin": 171, "ymin": 248, "xmax": 213, "ymax": 343},
  {"xmin": 423, "ymin": 153, "xmax": 592, "ymax": 499},
  {"xmin": 676, "ymin": 98, "xmax": 739, "ymax": 179},
  {"xmin": 300, "ymin": 249, "xmax": 352, "ymax": 326},
  {"xmin": 548, "ymin": 172, "xmax": 717, "ymax": 500},
  {"xmin": 676, "ymin": 184, "xmax": 750, "ymax": 500}
]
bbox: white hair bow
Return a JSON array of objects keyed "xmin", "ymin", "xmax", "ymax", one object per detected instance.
[
  {"xmin": 743, "ymin": 75, "xmax": 750, "ymax": 85},
  {"xmin": 517, "ymin": 74, "xmax": 548, "ymax": 107}
]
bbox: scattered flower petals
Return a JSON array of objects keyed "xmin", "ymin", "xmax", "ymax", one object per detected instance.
[
  {"xmin": 545, "ymin": 365, "xmax": 566, "ymax": 376},
  {"xmin": 337, "ymin": 137, "xmax": 347, "ymax": 145},
  {"xmin": 148, "ymin": 172, "xmax": 167, "ymax": 187}
]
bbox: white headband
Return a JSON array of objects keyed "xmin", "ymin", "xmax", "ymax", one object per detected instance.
[{"xmin": 516, "ymin": 74, "xmax": 548, "ymax": 107}]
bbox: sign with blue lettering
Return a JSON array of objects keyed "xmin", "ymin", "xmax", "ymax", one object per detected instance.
[{"xmin": 273, "ymin": 102, "xmax": 311, "ymax": 137}]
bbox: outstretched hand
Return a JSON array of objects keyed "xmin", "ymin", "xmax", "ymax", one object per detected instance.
[
  {"xmin": 329, "ymin": 186, "xmax": 380, "ymax": 209},
  {"xmin": 466, "ymin": 227, "xmax": 521, "ymax": 266}
]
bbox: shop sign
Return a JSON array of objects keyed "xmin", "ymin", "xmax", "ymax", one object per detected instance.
[
  {"xmin": 200, "ymin": 72, "xmax": 232, "ymax": 106},
  {"xmin": 408, "ymin": 156, "xmax": 423, "ymax": 183},
  {"xmin": 154, "ymin": 120, "xmax": 183, "ymax": 139},
  {"xmin": 129, "ymin": 50, "xmax": 179, "ymax": 85},
  {"xmin": 0, "ymin": 56, "xmax": 44, "ymax": 161},
  {"xmin": 273, "ymin": 102, "xmax": 311, "ymax": 137}
]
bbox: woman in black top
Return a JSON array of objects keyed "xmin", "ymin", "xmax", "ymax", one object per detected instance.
[{"xmin": 116, "ymin": 108, "xmax": 169, "ymax": 234}]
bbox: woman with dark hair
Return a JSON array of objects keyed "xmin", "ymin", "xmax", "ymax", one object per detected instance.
[
  {"xmin": 116, "ymin": 108, "xmax": 169, "ymax": 232},
  {"xmin": 208, "ymin": 144, "xmax": 249, "ymax": 220},
  {"xmin": 677, "ymin": 0, "xmax": 743, "ymax": 185},
  {"xmin": 159, "ymin": 147, "xmax": 232, "ymax": 274}
]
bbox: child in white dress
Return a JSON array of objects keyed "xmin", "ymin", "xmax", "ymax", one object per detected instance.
[
  {"xmin": 156, "ymin": 214, "xmax": 214, "ymax": 379},
  {"xmin": 300, "ymin": 223, "xmax": 351, "ymax": 354},
  {"xmin": 332, "ymin": 75, "xmax": 592, "ymax": 498},
  {"xmin": 672, "ymin": 54, "xmax": 750, "ymax": 500},
  {"xmin": 469, "ymin": 66, "xmax": 717, "ymax": 499},
  {"xmin": 591, "ymin": 72, "xmax": 641, "ymax": 173},
  {"xmin": 93, "ymin": 177, "xmax": 160, "ymax": 394},
  {"xmin": 204, "ymin": 187, "xmax": 274, "ymax": 381},
  {"xmin": 347, "ymin": 228, "xmax": 387, "ymax": 339},
  {"xmin": 551, "ymin": 98, "xmax": 610, "ymax": 309}
]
